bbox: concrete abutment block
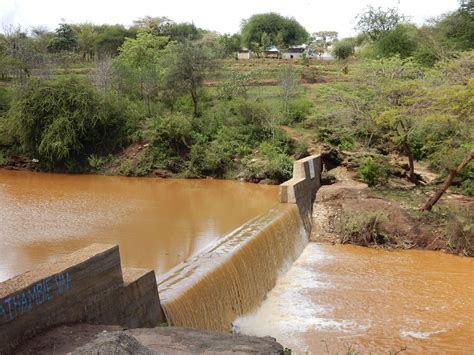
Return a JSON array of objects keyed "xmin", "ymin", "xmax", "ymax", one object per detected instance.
[{"xmin": 0, "ymin": 244, "xmax": 164, "ymax": 354}]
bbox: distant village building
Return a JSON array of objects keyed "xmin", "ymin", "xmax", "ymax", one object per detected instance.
[
  {"xmin": 282, "ymin": 45, "xmax": 305, "ymax": 60},
  {"xmin": 263, "ymin": 46, "xmax": 281, "ymax": 59},
  {"xmin": 318, "ymin": 52, "xmax": 335, "ymax": 61},
  {"xmin": 238, "ymin": 49, "xmax": 251, "ymax": 60},
  {"xmin": 237, "ymin": 44, "xmax": 334, "ymax": 61}
]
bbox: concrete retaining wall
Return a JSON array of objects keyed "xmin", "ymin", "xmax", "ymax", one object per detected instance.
[
  {"xmin": 279, "ymin": 154, "xmax": 322, "ymax": 232},
  {"xmin": 0, "ymin": 244, "xmax": 164, "ymax": 354}
]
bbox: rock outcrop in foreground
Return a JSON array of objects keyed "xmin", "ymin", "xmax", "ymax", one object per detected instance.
[{"xmin": 17, "ymin": 324, "xmax": 284, "ymax": 354}]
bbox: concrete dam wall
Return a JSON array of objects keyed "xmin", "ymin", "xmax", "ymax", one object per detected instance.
[
  {"xmin": 158, "ymin": 154, "xmax": 322, "ymax": 330},
  {"xmin": 0, "ymin": 154, "xmax": 321, "ymax": 353}
]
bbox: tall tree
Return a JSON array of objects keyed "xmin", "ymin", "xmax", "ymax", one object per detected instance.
[
  {"xmin": 356, "ymin": 6, "xmax": 405, "ymax": 41},
  {"xmin": 163, "ymin": 39, "xmax": 217, "ymax": 116},
  {"xmin": 95, "ymin": 24, "xmax": 136, "ymax": 57},
  {"xmin": 115, "ymin": 30, "xmax": 169, "ymax": 113},
  {"xmin": 48, "ymin": 23, "xmax": 78, "ymax": 52},
  {"xmin": 241, "ymin": 13, "xmax": 309, "ymax": 49},
  {"xmin": 75, "ymin": 23, "xmax": 99, "ymax": 61}
]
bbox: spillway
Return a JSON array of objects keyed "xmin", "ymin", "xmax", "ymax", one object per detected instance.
[{"xmin": 157, "ymin": 204, "xmax": 308, "ymax": 331}]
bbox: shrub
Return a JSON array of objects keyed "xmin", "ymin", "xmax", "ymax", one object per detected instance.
[
  {"xmin": 9, "ymin": 77, "xmax": 135, "ymax": 171},
  {"xmin": 151, "ymin": 113, "xmax": 195, "ymax": 172},
  {"xmin": 332, "ymin": 40, "xmax": 354, "ymax": 60},
  {"xmin": 220, "ymin": 70, "xmax": 259, "ymax": 99},
  {"xmin": 294, "ymin": 138, "xmax": 310, "ymax": 159},
  {"xmin": 459, "ymin": 179, "xmax": 474, "ymax": 197},
  {"xmin": 285, "ymin": 97, "xmax": 313, "ymax": 123},
  {"xmin": 0, "ymin": 88, "xmax": 11, "ymax": 115},
  {"xmin": 186, "ymin": 138, "xmax": 232, "ymax": 178},
  {"xmin": 87, "ymin": 154, "xmax": 107, "ymax": 171},
  {"xmin": 245, "ymin": 140, "xmax": 293, "ymax": 182},
  {"xmin": 358, "ymin": 156, "xmax": 390, "ymax": 187},
  {"xmin": 374, "ymin": 24, "xmax": 418, "ymax": 59},
  {"xmin": 317, "ymin": 126, "xmax": 356, "ymax": 151},
  {"xmin": 341, "ymin": 212, "xmax": 389, "ymax": 246},
  {"xmin": 444, "ymin": 208, "xmax": 473, "ymax": 256},
  {"xmin": 0, "ymin": 150, "xmax": 8, "ymax": 166}
]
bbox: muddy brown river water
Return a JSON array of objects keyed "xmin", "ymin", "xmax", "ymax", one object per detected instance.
[
  {"xmin": 0, "ymin": 170, "xmax": 277, "ymax": 282},
  {"xmin": 235, "ymin": 243, "xmax": 474, "ymax": 354},
  {"xmin": 1, "ymin": 170, "xmax": 472, "ymax": 353}
]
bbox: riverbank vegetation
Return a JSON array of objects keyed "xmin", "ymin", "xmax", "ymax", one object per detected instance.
[{"xmin": 0, "ymin": 2, "xmax": 472, "ymax": 249}]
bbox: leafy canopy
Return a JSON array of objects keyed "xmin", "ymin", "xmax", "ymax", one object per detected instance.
[
  {"xmin": 356, "ymin": 6, "xmax": 405, "ymax": 41},
  {"xmin": 241, "ymin": 13, "xmax": 309, "ymax": 49}
]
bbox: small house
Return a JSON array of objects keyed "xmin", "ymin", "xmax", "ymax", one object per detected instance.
[
  {"xmin": 238, "ymin": 49, "xmax": 251, "ymax": 60},
  {"xmin": 263, "ymin": 46, "xmax": 281, "ymax": 59},
  {"xmin": 282, "ymin": 46, "xmax": 306, "ymax": 60}
]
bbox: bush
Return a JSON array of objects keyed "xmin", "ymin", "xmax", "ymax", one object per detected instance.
[
  {"xmin": 0, "ymin": 150, "xmax": 8, "ymax": 166},
  {"xmin": 149, "ymin": 112, "xmax": 202, "ymax": 173},
  {"xmin": 285, "ymin": 97, "xmax": 313, "ymax": 123},
  {"xmin": 0, "ymin": 87, "xmax": 11, "ymax": 115},
  {"xmin": 9, "ymin": 77, "xmax": 135, "ymax": 170},
  {"xmin": 317, "ymin": 126, "xmax": 356, "ymax": 151},
  {"xmin": 459, "ymin": 179, "xmax": 474, "ymax": 197},
  {"xmin": 374, "ymin": 24, "xmax": 418, "ymax": 59},
  {"xmin": 245, "ymin": 140, "xmax": 293, "ymax": 182},
  {"xmin": 332, "ymin": 40, "xmax": 354, "ymax": 60},
  {"xmin": 341, "ymin": 211, "xmax": 389, "ymax": 246},
  {"xmin": 445, "ymin": 207, "xmax": 473, "ymax": 256},
  {"xmin": 358, "ymin": 156, "xmax": 390, "ymax": 186}
]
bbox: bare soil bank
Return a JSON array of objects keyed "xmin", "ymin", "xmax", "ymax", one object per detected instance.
[{"xmin": 312, "ymin": 167, "xmax": 474, "ymax": 256}]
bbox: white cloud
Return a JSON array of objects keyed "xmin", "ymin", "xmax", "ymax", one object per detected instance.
[{"xmin": 0, "ymin": 0, "xmax": 460, "ymax": 37}]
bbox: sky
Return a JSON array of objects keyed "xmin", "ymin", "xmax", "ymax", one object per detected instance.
[{"xmin": 0, "ymin": 0, "xmax": 460, "ymax": 38}]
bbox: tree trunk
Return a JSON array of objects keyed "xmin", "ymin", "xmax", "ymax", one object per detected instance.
[
  {"xmin": 421, "ymin": 149, "xmax": 474, "ymax": 212},
  {"xmin": 404, "ymin": 137, "xmax": 416, "ymax": 183},
  {"xmin": 191, "ymin": 85, "xmax": 198, "ymax": 117}
]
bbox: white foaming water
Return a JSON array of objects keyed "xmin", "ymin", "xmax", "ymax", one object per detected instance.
[
  {"xmin": 233, "ymin": 243, "xmax": 368, "ymax": 349},
  {"xmin": 400, "ymin": 329, "xmax": 448, "ymax": 339}
]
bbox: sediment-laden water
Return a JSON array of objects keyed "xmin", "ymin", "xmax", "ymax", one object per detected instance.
[
  {"xmin": 234, "ymin": 243, "xmax": 474, "ymax": 354},
  {"xmin": 2, "ymin": 170, "xmax": 471, "ymax": 353},
  {"xmin": 0, "ymin": 170, "xmax": 277, "ymax": 282},
  {"xmin": 158, "ymin": 204, "xmax": 307, "ymax": 331}
]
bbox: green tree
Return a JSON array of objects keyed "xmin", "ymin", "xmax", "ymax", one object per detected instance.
[
  {"xmin": 160, "ymin": 22, "xmax": 201, "ymax": 42},
  {"xmin": 95, "ymin": 24, "xmax": 136, "ymax": 57},
  {"xmin": 436, "ymin": 0, "xmax": 474, "ymax": 51},
  {"xmin": 374, "ymin": 24, "xmax": 419, "ymax": 59},
  {"xmin": 75, "ymin": 23, "xmax": 99, "ymax": 60},
  {"xmin": 115, "ymin": 30, "xmax": 169, "ymax": 113},
  {"xmin": 356, "ymin": 6, "xmax": 405, "ymax": 41},
  {"xmin": 311, "ymin": 31, "xmax": 338, "ymax": 55},
  {"xmin": 332, "ymin": 39, "xmax": 354, "ymax": 59},
  {"xmin": 162, "ymin": 39, "xmax": 218, "ymax": 116},
  {"xmin": 0, "ymin": 26, "xmax": 46, "ymax": 81},
  {"xmin": 218, "ymin": 33, "xmax": 241, "ymax": 57},
  {"xmin": 48, "ymin": 23, "xmax": 78, "ymax": 52},
  {"xmin": 241, "ymin": 13, "xmax": 309, "ymax": 49}
]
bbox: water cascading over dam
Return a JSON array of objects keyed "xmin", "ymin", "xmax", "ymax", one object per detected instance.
[
  {"xmin": 158, "ymin": 205, "xmax": 306, "ymax": 330},
  {"xmin": 158, "ymin": 155, "xmax": 322, "ymax": 331}
]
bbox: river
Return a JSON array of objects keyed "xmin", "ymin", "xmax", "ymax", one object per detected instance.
[
  {"xmin": 0, "ymin": 170, "xmax": 277, "ymax": 282},
  {"xmin": 234, "ymin": 243, "xmax": 474, "ymax": 354},
  {"xmin": 1, "ymin": 170, "xmax": 472, "ymax": 353}
]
